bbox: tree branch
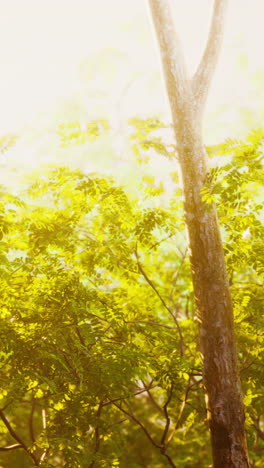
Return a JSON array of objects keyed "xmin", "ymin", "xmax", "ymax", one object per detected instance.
[
  {"xmin": 113, "ymin": 401, "xmax": 178, "ymax": 468},
  {"xmin": 147, "ymin": 232, "xmax": 176, "ymax": 252},
  {"xmin": 125, "ymin": 320, "xmax": 178, "ymax": 330},
  {"xmin": 112, "ymin": 402, "xmax": 162, "ymax": 449},
  {"xmin": 161, "ymin": 384, "xmax": 174, "ymax": 447},
  {"xmin": 168, "ymin": 248, "xmax": 187, "ymax": 304},
  {"xmin": 166, "ymin": 379, "xmax": 202, "ymax": 447},
  {"xmin": 135, "ymin": 247, "xmax": 184, "ymax": 356},
  {"xmin": 0, "ymin": 444, "xmax": 24, "ymax": 451},
  {"xmin": 253, "ymin": 420, "xmax": 264, "ymax": 441},
  {"xmin": 0, "ymin": 410, "xmax": 39, "ymax": 465},
  {"xmin": 141, "ymin": 381, "xmax": 164, "ymax": 416},
  {"xmin": 148, "ymin": 0, "xmax": 191, "ymax": 112},
  {"xmin": 192, "ymin": 0, "xmax": 228, "ymax": 116},
  {"xmin": 88, "ymin": 401, "xmax": 104, "ymax": 468},
  {"xmin": 102, "ymin": 384, "xmax": 157, "ymax": 408},
  {"xmin": 164, "ymin": 452, "xmax": 178, "ymax": 468}
]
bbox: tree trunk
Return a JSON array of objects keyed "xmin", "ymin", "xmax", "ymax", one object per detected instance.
[{"xmin": 147, "ymin": 1, "xmax": 250, "ymax": 466}]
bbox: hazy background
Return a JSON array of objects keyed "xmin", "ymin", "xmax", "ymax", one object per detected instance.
[{"xmin": 0, "ymin": 0, "xmax": 263, "ymax": 181}]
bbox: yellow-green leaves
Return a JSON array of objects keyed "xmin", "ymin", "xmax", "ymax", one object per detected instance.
[{"xmin": 58, "ymin": 119, "xmax": 109, "ymax": 147}]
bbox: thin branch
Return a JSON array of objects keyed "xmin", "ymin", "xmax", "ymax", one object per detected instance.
[
  {"xmin": 125, "ymin": 320, "xmax": 178, "ymax": 330},
  {"xmin": 141, "ymin": 381, "xmax": 164, "ymax": 416},
  {"xmin": 147, "ymin": 232, "xmax": 176, "ymax": 252},
  {"xmin": 192, "ymin": 0, "xmax": 228, "ymax": 116},
  {"xmin": 95, "ymin": 270, "xmax": 183, "ymax": 334},
  {"xmin": 113, "ymin": 401, "xmax": 178, "ymax": 468},
  {"xmin": 253, "ymin": 422, "xmax": 264, "ymax": 441},
  {"xmin": 97, "ymin": 296, "xmax": 179, "ymax": 331},
  {"xmin": 164, "ymin": 452, "xmax": 178, "ymax": 468},
  {"xmin": 0, "ymin": 400, "xmax": 13, "ymax": 412},
  {"xmin": 40, "ymin": 447, "xmax": 50, "ymax": 464},
  {"xmin": 0, "ymin": 444, "xmax": 24, "ymax": 451},
  {"xmin": 0, "ymin": 410, "xmax": 29, "ymax": 451},
  {"xmin": 168, "ymin": 248, "xmax": 187, "ymax": 303},
  {"xmin": 135, "ymin": 247, "xmax": 184, "ymax": 356},
  {"xmin": 102, "ymin": 385, "xmax": 157, "ymax": 408},
  {"xmin": 135, "ymin": 248, "xmax": 172, "ymax": 317},
  {"xmin": 166, "ymin": 380, "xmax": 202, "ymax": 447},
  {"xmin": 42, "ymin": 409, "xmax": 47, "ymax": 430},
  {"xmin": 112, "ymin": 402, "xmax": 162, "ymax": 449},
  {"xmin": 87, "ymin": 308, "xmax": 111, "ymax": 325},
  {"xmin": 75, "ymin": 325, "xmax": 86, "ymax": 347},
  {"xmin": 39, "ymin": 408, "xmax": 49, "ymax": 464},
  {"xmin": 0, "ymin": 410, "xmax": 39, "ymax": 465},
  {"xmin": 161, "ymin": 385, "xmax": 174, "ymax": 447},
  {"xmin": 88, "ymin": 401, "xmax": 104, "ymax": 468},
  {"xmin": 174, "ymin": 386, "xmax": 191, "ymax": 430},
  {"xmin": 240, "ymin": 357, "xmax": 259, "ymax": 374},
  {"xmin": 105, "ymin": 418, "xmax": 129, "ymax": 428}
]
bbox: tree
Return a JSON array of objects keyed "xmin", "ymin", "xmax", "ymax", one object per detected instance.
[
  {"xmin": 147, "ymin": 0, "xmax": 250, "ymax": 466},
  {"xmin": 0, "ymin": 122, "xmax": 263, "ymax": 467},
  {"xmin": 0, "ymin": 162, "xmax": 202, "ymax": 467}
]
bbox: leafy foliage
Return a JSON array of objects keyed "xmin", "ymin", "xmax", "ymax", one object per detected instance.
[
  {"xmin": 0, "ymin": 123, "xmax": 263, "ymax": 467},
  {"xmin": 128, "ymin": 117, "xmax": 176, "ymax": 163},
  {"xmin": 0, "ymin": 134, "xmax": 18, "ymax": 154},
  {"xmin": 57, "ymin": 120, "xmax": 110, "ymax": 147}
]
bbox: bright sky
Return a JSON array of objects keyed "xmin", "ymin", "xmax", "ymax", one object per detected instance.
[{"xmin": 0, "ymin": 0, "xmax": 263, "ymax": 168}]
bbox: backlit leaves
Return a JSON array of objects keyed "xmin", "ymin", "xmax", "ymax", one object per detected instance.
[{"xmin": 0, "ymin": 126, "xmax": 263, "ymax": 467}]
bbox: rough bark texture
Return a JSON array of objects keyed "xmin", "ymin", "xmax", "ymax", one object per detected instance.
[{"xmin": 148, "ymin": 0, "xmax": 250, "ymax": 466}]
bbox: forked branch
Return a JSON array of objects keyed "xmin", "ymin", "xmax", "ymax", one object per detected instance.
[
  {"xmin": 113, "ymin": 401, "xmax": 178, "ymax": 468},
  {"xmin": 148, "ymin": 0, "xmax": 228, "ymax": 120}
]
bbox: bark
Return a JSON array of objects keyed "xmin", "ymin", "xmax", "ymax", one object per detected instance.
[{"xmin": 147, "ymin": 0, "xmax": 250, "ymax": 466}]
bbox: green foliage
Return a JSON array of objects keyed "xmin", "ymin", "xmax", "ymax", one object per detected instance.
[
  {"xmin": 57, "ymin": 120, "xmax": 110, "ymax": 147},
  {"xmin": 0, "ymin": 134, "xmax": 18, "ymax": 154},
  {"xmin": 0, "ymin": 123, "xmax": 263, "ymax": 467},
  {"xmin": 204, "ymin": 129, "xmax": 264, "ymax": 467},
  {"xmin": 128, "ymin": 117, "xmax": 176, "ymax": 163}
]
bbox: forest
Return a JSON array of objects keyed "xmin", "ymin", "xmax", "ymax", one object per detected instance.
[{"xmin": 0, "ymin": 1, "xmax": 263, "ymax": 467}]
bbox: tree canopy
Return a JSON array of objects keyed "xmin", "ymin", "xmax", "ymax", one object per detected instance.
[{"xmin": 0, "ymin": 122, "xmax": 263, "ymax": 467}]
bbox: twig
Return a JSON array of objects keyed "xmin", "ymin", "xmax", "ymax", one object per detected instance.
[
  {"xmin": 37, "ymin": 408, "xmax": 50, "ymax": 464},
  {"xmin": 105, "ymin": 418, "xmax": 128, "ymax": 428},
  {"xmin": 39, "ymin": 447, "xmax": 50, "ymax": 464},
  {"xmin": 125, "ymin": 320, "xmax": 178, "ymax": 330},
  {"xmin": 161, "ymin": 385, "xmax": 174, "ymax": 447},
  {"xmin": 240, "ymin": 357, "xmax": 259, "ymax": 374},
  {"xmin": 168, "ymin": 248, "xmax": 187, "ymax": 303},
  {"xmin": 164, "ymin": 452, "xmax": 178, "ymax": 468},
  {"xmin": 113, "ymin": 401, "xmax": 178, "ymax": 468},
  {"xmin": 141, "ymin": 381, "xmax": 164, "ymax": 415},
  {"xmin": 147, "ymin": 233, "xmax": 176, "ymax": 252},
  {"xmin": 135, "ymin": 246, "xmax": 184, "ymax": 356},
  {"xmin": 102, "ymin": 385, "xmax": 157, "ymax": 408},
  {"xmin": 75, "ymin": 325, "xmax": 86, "ymax": 347},
  {"xmin": 0, "ymin": 444, "xmax": 23, "ymax": 451},
  {"xmin": 42, "ymin": 409, "xmax": 47, "ymax": 430},
  {"xmin": 96, "ymin": 295, "xmax": 179, "ymax": 332},
  {"xmin": 253, "ymin": 420, "xmax": 264, "ymax": 441},
  {"xmin": 166, "ymin": 380, "xmax": 202, "ymax": 446},
  {"xmin": 0, "ymin": 410, "xmax": 39, "ymax": 465},
  {"xmin": 113, "ymin": 402, "xmax": 161, "ymax": 449},
  {"xmin": 88, "ymin": 401, "xmax": 104, "ymax": 468}
]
